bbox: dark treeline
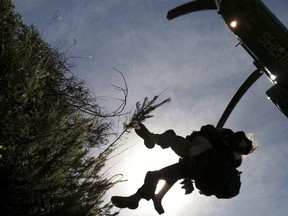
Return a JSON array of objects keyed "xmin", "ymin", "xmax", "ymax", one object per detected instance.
[
  {"xmin": 0, "ymin": 1, "xmax": 170, "ymax": 215},
  {"xmin": 0, "ymin": 1, "xmax": 122, "ymax": 215}
]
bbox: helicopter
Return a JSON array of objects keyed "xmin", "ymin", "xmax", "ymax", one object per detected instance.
[{"xmin": 167, "ymin": 0, "xmax": 288, "ymax": 126}]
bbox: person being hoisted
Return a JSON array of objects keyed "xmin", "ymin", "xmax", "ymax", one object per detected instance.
[{"xmin": 111, "ymin": 123, "xmax": 257, "ymax": 214}]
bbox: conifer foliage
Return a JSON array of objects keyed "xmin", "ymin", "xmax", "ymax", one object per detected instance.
[
  {"xmin": 0, "ymin": 1, "xmax": 171, "ymax": 215},
  {"xmin": 0, "ymin": 1, "xmax": 118, "ymax": 215}
]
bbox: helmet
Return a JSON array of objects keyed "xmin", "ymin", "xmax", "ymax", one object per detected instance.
[{"xmin": 235, "ymin": 131, "xmax": 253, "ymax": 155}]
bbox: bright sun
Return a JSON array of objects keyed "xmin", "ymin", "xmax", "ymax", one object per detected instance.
[{"xmin": 112, "ymin": 132, "xmax": 202, "ymax": 215}]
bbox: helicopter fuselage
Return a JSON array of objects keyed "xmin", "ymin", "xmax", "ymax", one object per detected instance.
[{"xmin": 218, "ymin": 0, "xmax": 288, "ymax": 83}]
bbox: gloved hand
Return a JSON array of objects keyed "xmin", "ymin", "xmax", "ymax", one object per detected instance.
[{"xmin": 180, "ymin": 178, "xmax": 194, "ymax": 195}]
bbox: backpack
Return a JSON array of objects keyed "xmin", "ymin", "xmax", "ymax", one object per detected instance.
[
  {"xmin": 186, "ymin": 124, "xmax": 242, "ymax": 199},
  {"xmin": 194, "ymin": 153, "xmax": 242, "ymax": 199}
]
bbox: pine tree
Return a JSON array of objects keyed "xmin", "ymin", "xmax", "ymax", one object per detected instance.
[
  {"xmin": 0, "ymin": 1, "xmax": 118, "ymax": 215},
  {"xmin": 0, "ymin": 1, "xmax": 170, "ymax": 215}
]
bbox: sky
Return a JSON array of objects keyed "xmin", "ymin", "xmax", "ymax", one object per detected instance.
[{"xmin": 12, "ymin": 0, "xmax": 288, "ymax": 215}]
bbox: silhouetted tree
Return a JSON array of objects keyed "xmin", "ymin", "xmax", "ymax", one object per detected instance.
[
  {"xmin": 0, "ymin": 1, "xmax": 170, "ymax": 216},
  {"xmin": 0, "ymin": 1, "xmax": 118, "ymax": 215}
]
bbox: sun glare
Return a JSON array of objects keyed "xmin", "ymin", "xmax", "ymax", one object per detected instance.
[
  {"xmin": 113, "ymin": 124, "xmax": 208, "ymax": 215},
  {"xmin": 155, "ymin": 180, "xmax": 166, "ymax": 194}
]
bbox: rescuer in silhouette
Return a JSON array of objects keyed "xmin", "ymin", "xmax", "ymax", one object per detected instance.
[{"xmin": 111, "ymin": 123, "xmax": 256, "ymax": 214}]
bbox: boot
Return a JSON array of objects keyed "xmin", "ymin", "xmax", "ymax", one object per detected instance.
[
  {"xmin": 152, "ymin": 181, "xmax": 172, "ymax": 215},
  {"xmin": 111, "ymin": 193, "xmax": 141, "ymax": 210},
  {"xmin": 153, "ymin": 194, "xmax": 165, "ymax": 215},
  {"xmin": 135, "ymin": 123, "xmax": 156, "ymax": 149}
]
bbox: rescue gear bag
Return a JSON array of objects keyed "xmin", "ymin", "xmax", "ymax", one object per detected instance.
[{"xmin": 194, "ymin": 153, "xmax": 242, "ymax": 199}]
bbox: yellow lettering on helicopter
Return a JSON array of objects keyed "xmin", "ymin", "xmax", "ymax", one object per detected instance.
[{"xmin": 258, "ymin": 31, "xmax": 288, "ymax": 69}]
